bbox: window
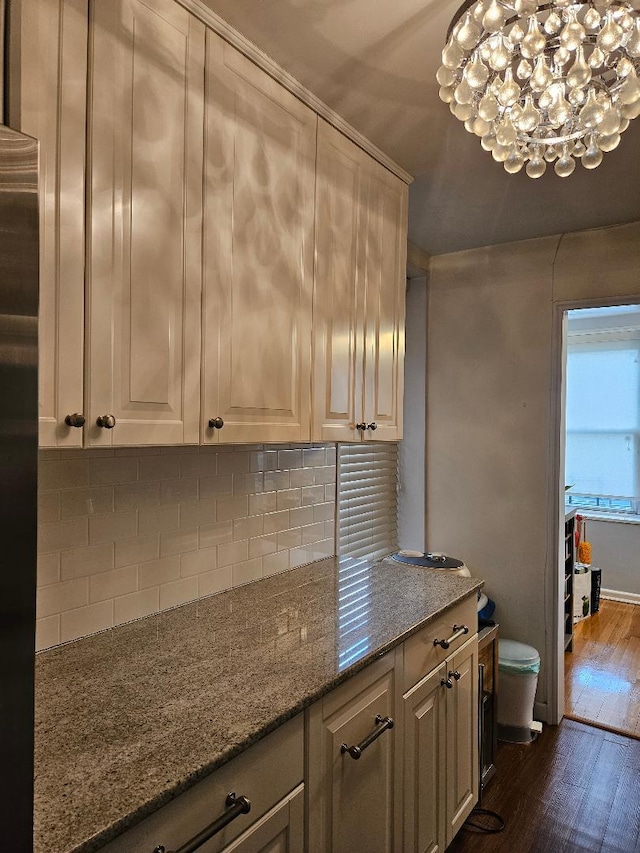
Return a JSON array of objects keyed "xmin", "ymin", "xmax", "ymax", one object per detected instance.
[
  {"xmin": 565, "ymin": 311, "xmax": 640, "ymax": 517},
  {"xmin": 337, "ymin": 442, "xmax": 398, "ymax": 559}
]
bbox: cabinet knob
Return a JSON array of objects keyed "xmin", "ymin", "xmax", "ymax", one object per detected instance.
[
  {"xmin": 448, "ymin": 670, "xmax": 461, "ymax": 682},
  {"xmin": 96, "ymin": 414, "xmax": 116, "ymax": 429},
  {"xmin": 355, "ymin": 422, "xmax": 366, "ymax": 431},
  {"xmin": 441, "ymin": 678, "xmax": 454, "ymax": 689},
  {"xmin": 208, "ymin": 417, "xmax": 224, "ymax": 429},
  {"xmin": 367, "ymin": 422, "xmax": 377, "ymax": 431},
  {"xmin": 64, "ymin": 413, "xmax": 85, "ymax": 428}
]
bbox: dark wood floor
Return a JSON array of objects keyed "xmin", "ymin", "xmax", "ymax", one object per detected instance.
[
  {"xmin": 447, "ymin": 718, "xmax": 640, "ymax": 853},
  {"xmin": 565, "ymin": 600, "xmax": 640, "ymax": 739}
]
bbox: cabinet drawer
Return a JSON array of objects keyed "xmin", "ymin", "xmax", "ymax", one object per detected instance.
[
  {"xmin": 403, "ymin": 595, "xmax": 477, "ymax": 693},
  {"xmin": 101, "ymin": 713, "xmax": 303, "ymax": 853}
]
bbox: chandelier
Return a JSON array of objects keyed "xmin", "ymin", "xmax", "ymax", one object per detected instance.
[{"xmin": 437, "ymin": 0, "xmax": 640, "ymax": 177}]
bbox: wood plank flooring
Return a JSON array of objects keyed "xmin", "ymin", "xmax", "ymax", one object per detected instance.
[
  {"xmin": 447, "ymin": 718, "xmax": 640, "ymax": 853},
  {"xmin": 565, "ymin": 600, "xmax": 640, "ymax": 739}
]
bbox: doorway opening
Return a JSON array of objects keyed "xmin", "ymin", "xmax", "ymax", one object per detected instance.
[{"xmin": 560, "ymin": 304, "xmax": 640, "ymax": 739}]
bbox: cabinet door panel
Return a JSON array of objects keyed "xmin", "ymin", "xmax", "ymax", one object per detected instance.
[
  {"xmin": 446, "ymin": 638, "xmax": 479, "ymax": 845},
  {"xmin": 220, "ymin": 785, "xmax": 304, "ymax": 853},
  {"xmin": 202, "ymin": 31, "xmax": 315, "ymax": 444},
  {"xmin": 363, "ymin": 162, "xmax": 407, "ymax": 442},
  {"xmin": 16, "ymin": 0, "xmax": 87, "ymax": 447},
  {"xmin": 87, "ymin": 0, "xmax": 204, "ymax": 445},
  {"xmin": 312, "ymin": 119, "xmax": 366, "ymax": 442},
  {"xmin": 403, "ymin": 665, "xmax": 447, "ymax": 853},
  {"xmin": 307, "ymin": 654, "xmax": 399, "ymax": 853}
]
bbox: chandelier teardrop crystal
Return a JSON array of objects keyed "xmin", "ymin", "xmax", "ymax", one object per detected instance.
[{"xmin": 438, "ymin": 0, "xmax": 640, "ymax": 177}]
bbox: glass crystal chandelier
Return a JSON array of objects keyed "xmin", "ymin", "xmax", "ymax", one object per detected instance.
[{"xmin": 437, "ymin": 0, "xmax": 640, "ymax": 177}]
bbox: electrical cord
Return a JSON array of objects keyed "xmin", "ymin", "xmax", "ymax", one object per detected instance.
[{"xmin": 462, "ymin": 807, "xmax": 506, "ymax": 834}]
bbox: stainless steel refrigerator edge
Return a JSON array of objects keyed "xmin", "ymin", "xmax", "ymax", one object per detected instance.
[{"xmin": 0, "ymin": 120, "xmax": 38, "ymax": 850}]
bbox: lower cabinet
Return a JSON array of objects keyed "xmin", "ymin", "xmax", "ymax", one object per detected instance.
[
  {"xmin": 306, "ymin": 652, "xmax": 402, "ymax": 853},
  {"xmin": 99, "ymin": 597, "xmax": 478, "ymax": 853},
  {"xmin": 403, "ymin": 636, "xmax": 479, "ymax": 853}
]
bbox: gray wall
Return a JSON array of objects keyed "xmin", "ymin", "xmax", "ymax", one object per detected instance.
[
  {"xmin": 398, "ymin": 276, "xmax": 427, "ymax": 551},
  {"xmin": 588, "ymin": 519, "xmax": 640, "ymax": 597},
  {"xmin": 427, "ymin": 220, "xmax": 640, "ymax": 720}
]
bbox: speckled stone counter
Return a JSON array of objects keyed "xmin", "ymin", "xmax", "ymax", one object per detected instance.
[{"xmin": 34, "ymin": 556, "xmax": 482, "ymax": 853}]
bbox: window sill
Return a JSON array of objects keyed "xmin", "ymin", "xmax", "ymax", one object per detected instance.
[{"xmin": 578, "ymin": 511, "xmax": 640, "ymax": 526}]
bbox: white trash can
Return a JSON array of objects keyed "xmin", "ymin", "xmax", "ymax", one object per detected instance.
[{"xmin": 497, "ymin": 639, "xmax": 541, "ymax": 743}]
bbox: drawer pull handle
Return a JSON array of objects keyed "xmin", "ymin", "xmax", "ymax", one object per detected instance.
[
  {"xmin": 433, "ymin": 624, "xmax": 469, "ymax": 650},
  {"xmin": 341, "ymin": 714, "xmax": 394, "ymax": 760},
  {"xmin": 152, "ymin": 792, "xmax": 251, "ymax": 853}
]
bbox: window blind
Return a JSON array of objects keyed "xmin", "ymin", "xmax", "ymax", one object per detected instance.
[{"xmin": 337, "ymin": 443, "xmax": 398, "ymax": 560}]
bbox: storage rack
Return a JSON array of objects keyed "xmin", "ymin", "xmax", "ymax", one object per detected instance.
[{"xmin": 564, "ymin": 510, "xmax": 576, "ymax": 652}]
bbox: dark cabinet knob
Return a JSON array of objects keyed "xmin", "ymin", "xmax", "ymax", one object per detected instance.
[
  {"xmin": 367, "ymin": 422, "xmax": 378, "ymax": 431},
  {"xmin": 96, "ymin": 414, "xmax": 116, "ymax": 429},
  {"xmin": 208, "ymin": 417, "xmax": 224, "ymax": 429},
  {"xmin": 441, "ymin": 678, "xmax": 454, "ymax": 689},
  {"xmin": 64, "ymin": 413, "xmax": 85, "ymax": 428},
  {"xmin": 449, "ymin": 670, "xmax": 461, "ymax": 681},
  {"xmin": 355, "ymin": 422, "xmax": 366, "ymax": 431}
]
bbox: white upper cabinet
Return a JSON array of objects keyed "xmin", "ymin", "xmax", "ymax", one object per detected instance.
[
  {"xmin": 15, "ymin": 0, "xmax": 88, "ymax": 447},
  {"xmin": 313, "ymin": 120, "xmax": 407, "ymax": 443},
  {"xmin": 201, "ymin": 30, "xmax": 316, "ymax": 445},
  {"xmin": 86, "ymin": 0, "xmax": 204, "ymax": 446}
]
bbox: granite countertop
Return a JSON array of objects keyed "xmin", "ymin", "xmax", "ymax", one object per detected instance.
[{"xmin": 35, "ymin": 555, "xmax": 482, "ymax": 853}]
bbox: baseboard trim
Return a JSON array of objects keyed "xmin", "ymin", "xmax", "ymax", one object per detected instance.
[
  {"xmin": 534, "ymin": 701, "xmax": 548, "ymax": 724},
  {"xmin": 601, "ymin": 588, "xmax": 640, "ymax": 605}
]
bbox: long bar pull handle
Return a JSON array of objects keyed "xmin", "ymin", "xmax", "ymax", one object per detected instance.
[
  {"xmin": 341, "ymin": 714, "xmax": 394, "ymax": 760},
  {"xmin": 152, "ymin": 792, "xmax": 250, "ymax": 853},
  {"xmin": 433, "ymin": 624, "xmax": 469, "ymax": 650}
]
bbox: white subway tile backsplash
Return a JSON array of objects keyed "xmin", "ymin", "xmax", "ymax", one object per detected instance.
[
  {"xmin": 39, "ymin": 518, "xmax": 88, "ymax": 554},
  {"xmin": 36, "ymin": 615, "xmax": 60, "ymax": 651},
  {"xmin": 276, "ymin": 488, "xmax": 302, "ymax": 510},
  {"xmin": 60, "ymin": 487, "xmax": 114, "ymax": 519},
  {"xmin": 39, "ymin": 459, "xmax": 89, "ymax": 491},
  {"xmin": 139, "ymin": 556, "xmax": 181, "ymax": 590},
  {"xmin": 216, "ymin": 495, "xmax": 248, "ymax": 522},
  {"xmin": 89, "ymin": 457, "xmax": 138, "ymax": 486},
  {"xmin": 198, "ymin": 566, "xmax": 232, "ymax": 597},
  {"xmin": 114, "ymin": 588, "xmax": 159, "ymax": 625},
  {"xmin": 232, "ymin": 515, "xmax": 263, "ymax": 541},
  {"xmin": 232, "ymin": 557, "xmax": 262, "ymax": 586},
  {"xmin": 180, "ymin": 546, "xmax": 217, "ymax": 578},
  {"xmin": 248, "ymin": 492, "xmax": 277, "ymax": 516},
  {"xmin": 61, "ymin": 543, "xmax": 114, "ymax": 579},
  {"xmin": 115, "ymin": 535, "xmax": 159, "ymax": 569},
  {"xmin": 160, "ymin": 528, "xmax": 198, "ymax": 557},
  {"xmin": 38, "ymin": 553, "xmax": 61, "ymax": 586},
  {"xmin": 89, "ymin": 511, "xmax": 137, "ymax": 545},
  {"xmin": 218, "ymin": 539, "xmax": 248, "ymax": 568},
  {"xmin": 89, "ymin": 566, "xmax": 138, "ymax": 603},
  {"xmin": 138, "ymin": 504, "xmax": 179, "ymax": 536},
  {"xmin": 159, "ymin": 576, "xmax": 199, "ymax": 610},
  {"xmin": 139, "ymin": 455, "xmax": 181, "ymax": 482},
  {"xmin": 113, "ymin": 482, "xmax": 160, "ymax": 512},
  {"xmin": 198, "ymin": 521, "xmax": 233, "ymax": 551},
  {"xmin": 37, "ymin": 577, "xmax": 88, "ymax": 619},
  {"xmin": 38, "ymin": 491, "xmax": 61, "ymax": 523},
  {"xmin": 37, "ymin": 443, "xmax": 337, "ymax": 647}
]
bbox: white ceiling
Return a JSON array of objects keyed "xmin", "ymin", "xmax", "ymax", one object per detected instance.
[{"xmin": 201, "ymin": 0, "xmax": 640, "ymax": 256}]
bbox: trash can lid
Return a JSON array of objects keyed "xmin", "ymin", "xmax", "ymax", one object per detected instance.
[{"xmin": 498, "ymin": 638, "xmax": 540, "ymax": 667}]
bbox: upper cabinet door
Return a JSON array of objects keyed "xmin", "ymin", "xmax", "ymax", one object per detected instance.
[
  {"xmin": 362, "ymin": 162, "xmax": 408, "ymax": 443},
  {"xmin": 86, "ymin": 0, "xmax": 204, "ymax": 446},
  {"xmin": 15, "ymin": 0, "xmax": 88, "ymax": 447},
  {"xmin": 312, "ymin": 120, "xmax": 367, "ymax": 443},
  {"xmin": 201, "ymin": 31, "xmax": 316, "ymax": 445},
  {"xmin": 312, "ymin": 121, "xmax": 408, "ymax": 444}
]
